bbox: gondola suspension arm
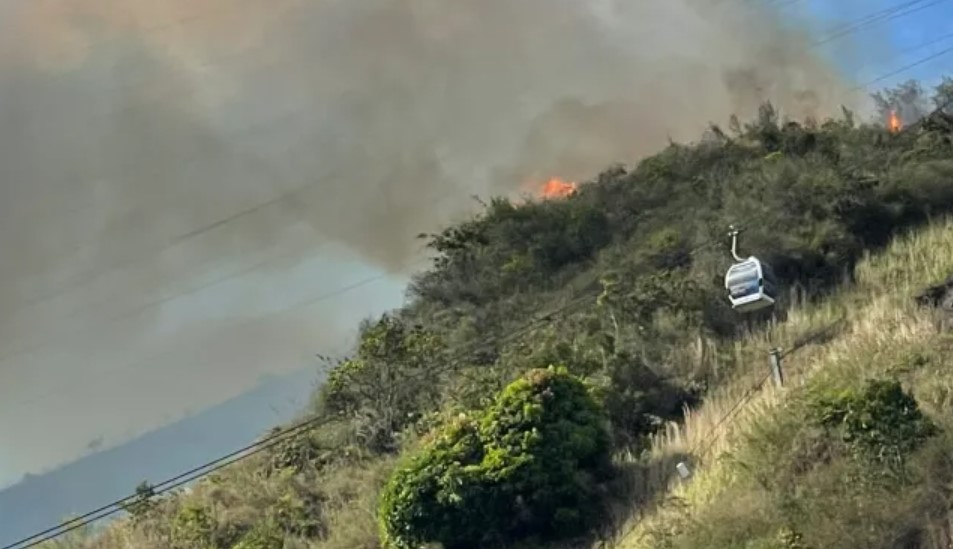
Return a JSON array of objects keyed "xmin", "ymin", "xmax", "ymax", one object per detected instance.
[{"xmin": 728, "ymin": 224, "xmax": 744, "ymax": 262}]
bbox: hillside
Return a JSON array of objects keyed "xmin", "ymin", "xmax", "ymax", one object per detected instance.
[
  {"xmin": 616, "ymin": 219, "xmax": 953, "ymax": 548},
  {"xmin": 42, "ymin": 79, "xmax": 953, "ymax": 549}
]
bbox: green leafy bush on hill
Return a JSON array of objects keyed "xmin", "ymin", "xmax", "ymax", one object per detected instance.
[
  {"xmin": 378, "ymin": 367, "xmax": 611, "ymax": 549},
  {"xmin": 809, "ymin": 378, "xmax": 938, "ymax": 477},
  {"xmin": 315, "ymin": 314, "xmax": 447, "ymax": 453}
]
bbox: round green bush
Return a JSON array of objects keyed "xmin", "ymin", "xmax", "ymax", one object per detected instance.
[{"xmin": 378, "ymin": 366, "xmax": 611, "ymax": 549}]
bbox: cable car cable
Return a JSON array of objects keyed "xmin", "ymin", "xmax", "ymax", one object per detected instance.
[{"xmin": 609, "ymin": 312, "xmax": 849, "ymax": 547}]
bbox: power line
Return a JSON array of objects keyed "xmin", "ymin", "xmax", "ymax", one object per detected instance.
[
  {"xmin": 608, "ymin": 317, "xmax": 849, "ymax": 548},
  {"xmin": 894, "ymin": 28, "xmax": 953, "ymax": 57},
  {"xmin": 10, "ymin": 88, "xmax": 948, "ymax": 546},
  {"xmin": 0, "ymin": 223, "xmax": 334, "ymax": 362},
  {"xmin": 8, "ymin": 15, "xmax": 953, "ymax": 549},
  {"xmin": 0, "ymin": 26, "xmax": 936, "ymax": 368},
  {"xmin": 0, "ymin": 185, "xmax": 473, "ymax": 408},
  {"xmin": 812, "ymin": 0, "xmax": 949, "ymax": 48},
  {"xmin": 0, "ymin": 119, "xmax": 328, "ymax": 322},
  {"xmin": 0, "ymin": 171, "xmax": 468, "ymax": 373},
  {"xmin": 3, "ymin": 284, "xmax": 608, "ymax": 548},
  {"xmin": 0, "ymin": 189, "xmax": 694, "ymax": 544},
  {"xmin": 0, "ymin": 255, "xmax": 432, "ymax": 416},
  {"xmin": 769, "ymin": 0, "xmax": 805, "ymax": 9},
  {"xmin": 4, "ymin": 36, "xmax": 943, "ymax": 450},
  {"xmin": 4, "ymin": 80, "xmax": 933, "ymax": 471},
  {"xmin": 847, "ymin": 29, "xmax": 953, "ymax": 91},
  {"xmin": 1, "ymin": 412, "xmax": 337, "ymax": 549},
  {"xmin": 853, "ymin": 43, "xmax": 953, "ymax": 91},
  {"xmin": 0, "ymin": 213, "xmax": 805, "ymax": 547},
  {"xmin": 4, "ymin": 0, "xmax": 947, "ymax": 325}
]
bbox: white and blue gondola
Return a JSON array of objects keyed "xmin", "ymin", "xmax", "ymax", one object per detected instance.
[{"xmin": 724, "ymin": 256, "xmax": 778, "ymax": 313}]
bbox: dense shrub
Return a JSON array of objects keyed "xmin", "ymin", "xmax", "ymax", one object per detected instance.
[
  {"xmin": 410, "ymin": 196, "xmax": 612, "ymax": 309},
  {"xmin": 170, "ymin": 504, "xmax": 218, "ymax": 549},
  {"xmin": 809, "ymin": 378, "xmax": 938, "ymax": 474},
  {"xmin": 315, "ymin": 315, "xmax": 446, "ymax": 453},
  {"xmin": 377, "ymin": 366, "xmax": 612, "ymax": 549}
]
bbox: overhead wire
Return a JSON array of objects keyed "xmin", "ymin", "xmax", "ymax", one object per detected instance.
[
  {"xmin": 6, "ymin": 0, "xmax": 947, "ymax": 289},
  {"xmin": 5, "ymin": 40, "xmax": 947, "ymax": 470},
  {"xmin": 1, "ymin": 411, "xmax": 338, "ymax": 549},
  {"xmin": 7, "ymin": 106, "xmax": 945, "ymax": 549},
  {"xmin": 607, "ymin": 99, "xmax": 946, "ymax": 548},
  {"xmin": 3, "ymin": 0, "xmax": 948, "ymax": 327},
  {"xmin": 846, "ymin": 27, "xmax": 953, "ymax": 92},
  {"xmin": 1, "ymin": 253, "xmax": 434, "ymax": 416},
  {"xmin": 853, "ymin": 43, "xmax": 953, "ymax": 91},
  {"xmin": 0, "ymin": 23, "xmax": 938, "ymax": 419},
  {"xmin": 0, "ymin": 184, "xmax": 850, "ymax": 547},
  {"xmin": 812, "ymin": 0, "xmax": 950, "ymax": 47},
  {"xmin": 8, "ymin": 6, "xmax": 953, "ymax": 548},
  {"xmin": 0, "ymin": 21, "xmax": 948, "ymax": 456},
  {"xmin": 0, "ymin": 207, "xmax": 829, "ymax": 548},
  {"xmin": 0, "ymin": 177, "xmax": 471, "ymax": 374},
  {"xmin": 1, "ymin": 275, "xmax": 614, "ymax": 549},
  {"xmin": 0, "ymin": 116, "xmax": 332, "ymax": 323},
  {"xmin": 0, "ymin": 174, "xmax": 478, "ymax": 412}
]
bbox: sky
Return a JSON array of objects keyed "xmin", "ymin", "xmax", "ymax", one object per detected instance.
[
  {"xmin": 1, "ymin": 0, "xmax": 952, "ymax": 491},
  {"xmin": 793, "ymin": 0, "xmax": 953, "ymax": 92}
]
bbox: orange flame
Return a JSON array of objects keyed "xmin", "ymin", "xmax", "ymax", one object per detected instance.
[
  {"xmin": 540, "ymin": 178, "xmax": 577, "ymax": 199},
  {"xmin": 888, "ymin": 110, "xmax": 902, "ymax": 133}
]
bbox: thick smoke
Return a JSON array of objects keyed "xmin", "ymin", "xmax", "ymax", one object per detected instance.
[
  {"xmin": 3, "ymin": 0, "xmax": 865, "ymax": 284},
  {"xmin": 0, "ymin": 0, "xmax": 871, "ymax": 481}
]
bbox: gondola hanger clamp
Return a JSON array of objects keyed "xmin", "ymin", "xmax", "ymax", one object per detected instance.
[{"xmin": 724, "ymin": 225, "xmax": 779, "ymax": 313}]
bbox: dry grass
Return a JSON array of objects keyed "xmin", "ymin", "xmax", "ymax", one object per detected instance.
[
  {"xmin": 610, "ymin": 217, "xmax": 953, "ymax": 548},
  {"xmin": 42, "ymin": 445, "xmax": 396, "ymax": 549}
]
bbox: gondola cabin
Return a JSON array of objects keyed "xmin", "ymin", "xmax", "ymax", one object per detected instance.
[{"xmin": 725, "ymin": 256, "xmax": 778, "ymax": 313}]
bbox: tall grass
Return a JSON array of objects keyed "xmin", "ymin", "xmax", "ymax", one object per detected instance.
[{"xmin": 612, "ymin": 217, "xmax": 953, "ymax": 548}]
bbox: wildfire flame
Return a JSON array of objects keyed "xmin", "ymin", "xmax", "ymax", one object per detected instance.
[
  {"xmin": 888, "ymin": 110, "xmax": 902, "ymax": 133},
  {"xmin": 540, "ymin": 177, "xmax": 578, "ymax": 199}
]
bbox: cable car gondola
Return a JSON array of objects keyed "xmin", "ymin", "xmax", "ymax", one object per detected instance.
[
  {"xmin": 723, "ymin": 227, "xmax": 779, "ymax": 313},
  {"xmin": 725, "ymin": 256, "xmax": 778, "ymax": 312}
]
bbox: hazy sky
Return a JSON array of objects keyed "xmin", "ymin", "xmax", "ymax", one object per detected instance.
[{"xmin": 0, "ymin": 0, "xmax": 950, "ymax": 488}]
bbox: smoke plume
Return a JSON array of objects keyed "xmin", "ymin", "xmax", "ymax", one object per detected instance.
[{"xmin": 0, "ymin": 0, "xmax": 873, "ymax": 481}]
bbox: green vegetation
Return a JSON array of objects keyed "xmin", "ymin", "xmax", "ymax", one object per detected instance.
[
  {"xmin": 49, "ymin": 78, "xmax": 953, "ymax": 548},
  {"xmin": 379, "ymin": 367, "xmax": 611, "ymax": 549}
]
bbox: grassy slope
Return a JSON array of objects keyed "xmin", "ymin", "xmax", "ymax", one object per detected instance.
[
  {"xmin": 617, "ymin": 219, "xmax": 953, "ymax": 548},
  {"xmin": 63, "ymin": 219, "xmax": 953, "ymax": 549},
  {"xmin": 43, "ymin": 83, "xmax": 953, "ymax": 548}
]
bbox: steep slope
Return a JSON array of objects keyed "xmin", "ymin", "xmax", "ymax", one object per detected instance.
[
  {"xmin": 38, "ymin": 79, "xmax": 953, "ymax": 549},
  {"xmin": 616, "ymin": 219, "xmax": 953, "ymax": 548}
]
